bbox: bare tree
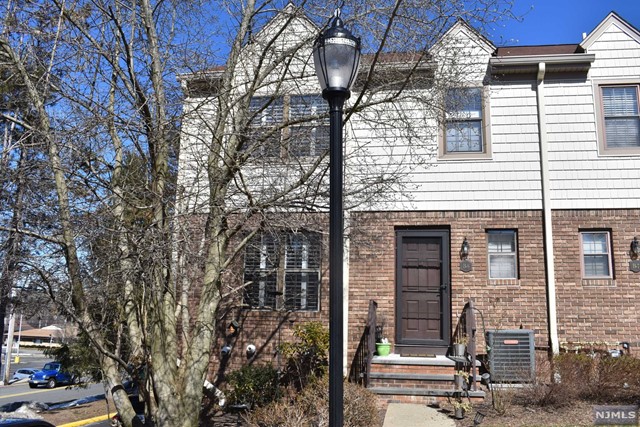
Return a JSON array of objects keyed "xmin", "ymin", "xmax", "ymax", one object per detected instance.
[{"xmin": 0, "ymin": 0, "xmax": 516, "ymax": 426}]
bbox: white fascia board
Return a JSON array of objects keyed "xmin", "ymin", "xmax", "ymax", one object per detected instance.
[{"xmin": 489, "ymin": 53, "xmax": 596, "ymax": 67}]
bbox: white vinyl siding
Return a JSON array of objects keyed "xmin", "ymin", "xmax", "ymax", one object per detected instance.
[{"xmin": 487, "ymin": 230, "xmax": 518, "ymax": 279}]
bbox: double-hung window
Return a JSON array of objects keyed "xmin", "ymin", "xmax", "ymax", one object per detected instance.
[
  {"xmin": 596, "ymin": 83, "xmax": 640, "ymax": 154},
  {"xmin": 487, "ymin": 230, "xmax": 518, "ymax": 280},
  {"xmin": 288, "ymin": 95, "xmax": 330, "ymax": 157},
  {"xmin": 243, "ymin": 231, "xmax": 321, "ymax": 311},
  {"xmin": 580, "ymin": 231, "xmax": 613, "ymax": 279},
  {"xmin": 248, "ymin": 95, "xmax": 328, "ymax": 159},
  {"xmin": 442, "ymin": 87, "xmax": 490, "ymax": 158}
]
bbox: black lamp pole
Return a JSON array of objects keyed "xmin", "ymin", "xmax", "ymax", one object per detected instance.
[{"xmin": 313, "ymin": 10, "xmax": 360, "ymax": 427}]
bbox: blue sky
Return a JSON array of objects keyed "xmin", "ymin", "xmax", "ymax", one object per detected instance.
[{"xmin": 490, "ymin": 0, "xmax": 640, "ymax": 46}]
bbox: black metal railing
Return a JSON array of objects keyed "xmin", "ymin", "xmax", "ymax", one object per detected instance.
[
  {"xmin": 451, "ymin": 298, "xmax": 478, "ymax": 391},
  {"xmin": 348, "ymin": 300, "xmax": 377, "ymax": 386}
]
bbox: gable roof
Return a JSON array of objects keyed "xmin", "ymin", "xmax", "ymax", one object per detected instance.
[
  {"xmin": 431, "ymin": 18, "xmax": 495, "ymax": 55},
  {"xmin": 253, "ymin": 3, "xmax": 319, "ymax": 39},
  {"xmin": 581, "ymin": 11, "xmax": 640, "ymax": 49}
]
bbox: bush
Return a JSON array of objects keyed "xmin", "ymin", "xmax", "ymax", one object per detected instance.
[
  {"xmin": 226, "ymin": 364, "xmax": 281, "ymax": 408},
  {"xmin": 515, "ymin": 352, "xmax": 640, "ymax": 408},
  {"xmin": 246, "ymin": 375, "xmax": 381, "ymax": 427},
  {"xmin": 279, "ymin": 321, "xmax": 329, "ymax": 390}
]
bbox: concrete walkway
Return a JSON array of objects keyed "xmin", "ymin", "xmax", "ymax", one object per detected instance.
[{"xmin": 383, "ymin": 403, "xmax": 456, "ymax": 427}]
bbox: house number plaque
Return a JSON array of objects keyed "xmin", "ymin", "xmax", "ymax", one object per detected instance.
[
  {"xmin": 460, "ymin": 260, "xmax": 473, "ymax": 273},
  {"xmin": 629, "ymin": 260, "xmax": 640, "ymax": 273}
]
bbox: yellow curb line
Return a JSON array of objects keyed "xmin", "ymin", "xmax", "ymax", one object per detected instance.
[{"xmin": 58, "ymin": 412, "xmax": 117, "ymax": 427}]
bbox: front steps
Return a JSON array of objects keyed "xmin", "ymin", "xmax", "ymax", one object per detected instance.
[{"xmin": 368, "ymin": 354, "xmax": 485, "ymax": 405}]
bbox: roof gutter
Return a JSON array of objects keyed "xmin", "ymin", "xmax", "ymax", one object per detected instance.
[
  {"xmin": 490, "ymin": 53, "xmax": 595, "ymax": 75},
  {"xmin": 535, "ymin": 62, "xmax": 560, "ymax": 355}
]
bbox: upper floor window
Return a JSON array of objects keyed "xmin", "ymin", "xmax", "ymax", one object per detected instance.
[
  {"xmin": 487, "ymin": 230, "xmax": 518, "ymax": 279},
  {"xmin": 580, "ymin": 231, "xmax": 612, "ymax": 279},
  {"xmin": 595, "ymin": 82, "xmax": 640, "ymax": 155},
  {"xmin": 440, "ymin": 87, "xmax": 491, "ymax": 159},
  {"xmin": 243, "ymin": 231, "xmax": 321, "ymax": 311},
  {"xmin": 248, "ymin": 95, "xmax": 329, "ymax": 159}
]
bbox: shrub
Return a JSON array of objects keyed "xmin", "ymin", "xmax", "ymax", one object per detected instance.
[
  {"xmin": 279, "ymin": 321, "xmax": 329, "ymax": 390},
  {"xmin": 226, "ymin": 364, "xmax": 281, "ymax": 408},
  {"xmin": 589, "ymin": 354, "xmax": 640, "ymax": 402},
  {"xmin": 246, "ymin": 375, "xmax": 381, "ymax": 427},
  {"xmin": 515, "ymin": 352, "xmax": 640, "ymax": 408},
  {"xmin": 516, "ymin": 352, "xmax": 574, "ymax": 408}
]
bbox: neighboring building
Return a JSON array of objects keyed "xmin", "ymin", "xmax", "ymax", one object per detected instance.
[{"xmin": 178, "ymin": 8, "xmax": 640, "ymax": 401}]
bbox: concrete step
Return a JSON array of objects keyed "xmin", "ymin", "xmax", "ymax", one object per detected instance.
[{"xmin": 370, "ymin": 387, "xmax": 486, "ymax": 398}]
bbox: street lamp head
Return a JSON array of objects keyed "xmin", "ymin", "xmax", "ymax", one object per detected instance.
[{"xmin": 313, "ymin": 9, "xmax": 361, "ymax": 100}]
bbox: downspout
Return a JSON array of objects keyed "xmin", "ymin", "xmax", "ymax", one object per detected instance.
[{"xmin": 535, "ymin": 63, "xmax": 560, "ymax": 354}]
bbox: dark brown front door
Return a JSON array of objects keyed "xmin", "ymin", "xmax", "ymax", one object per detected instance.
[{"xmin": 396, "ymin": 230, "xmax": 450, "ymax": 354}]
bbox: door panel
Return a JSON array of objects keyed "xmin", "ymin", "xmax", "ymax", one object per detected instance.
[{"xmin": 396, "ymin": 230, "xmax": 450, "ymax": 352}]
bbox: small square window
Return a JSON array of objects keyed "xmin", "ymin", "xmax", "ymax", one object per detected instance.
[
  {"xmin": 580, "ymin": 231, "xmax": 613, "ymax": 279},
  {"xmin": 487, "ymin": 230, "xmax": 518, "ymax": 279}
]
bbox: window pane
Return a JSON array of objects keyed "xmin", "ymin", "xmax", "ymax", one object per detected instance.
[
  {"xmin": 605, "ymin": 117, "xmax": 640, "ymax": 148},
  {"xmin": 289, "ymin": 95, "xmax": 329, "ymax": 157},
  {"xmin": 446, "ymin": 121, "xmax": 482, "ymax": 152},
  {"xmin": 582, "ymin": 233, "xmax": 608, "ymax": 255},
  {"xmin": 446, "ymin": 88, "xmax": 482, "ymax": 116},
  {"xmin": 489, "ymin": 255, "xmax": 516, "ymax": 279},
  {"xmin": 289, "ymin": 125, "xmax": 329, "ymax": 157},
  {"xmin": 488, "ymin": 231, "xmax": 516, "ymax": 252},
  {"xmin": 289, "ymin": 95, "xmax": 326, "ymax": 120},
  {"xmin": 603, "ymin": 87, "xmax": 639, "ymax": 116},
  {"xmin": 249, "ymin": 97, "xmax": 284, "ymax": 124},
  {"xmin": 285, "ymin": 272, "xmax": 319, "ymax": 311},
  {"xmin": 243, "ymin": 235, "xmax": 279, "ymax": 308},
  {"xmin": 584, "ymin": 255, "xmax": 610, "ymax": 277}
]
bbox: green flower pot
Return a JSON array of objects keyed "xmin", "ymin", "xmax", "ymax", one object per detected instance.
[{"xmin": 376, "ymin": 342, "xmax": 392, "ymax": 356}]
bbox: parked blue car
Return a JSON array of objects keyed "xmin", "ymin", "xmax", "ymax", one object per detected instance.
[{"xmin": 28, "ymin": 362, "xmax": 74, "ymax": 389}]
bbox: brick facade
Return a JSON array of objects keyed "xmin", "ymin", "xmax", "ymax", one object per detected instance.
[
  {"xmin": 347, "ymin": 210, "xmax": 549, "ymax": 361},
  {"xmin": 346, "ymin": 208, "xmax": 640, "ymax": 363},
  {"xmin": 204, "ymin": 208, "xmax": 640, "ymax": 378},
  {"xmin": 553, "ymin": 209, "xmax": 640, "ymax": 348}
]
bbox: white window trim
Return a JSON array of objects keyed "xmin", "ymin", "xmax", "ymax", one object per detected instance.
[
  {"xmin": 579, "ymin": 231, "xmax": 613, "ymax": 279},
  {"xmin": 439, "ymin": 85, "xmax": 492, "ymax": 160},
  {"xmin": 487, "ymin": 230, "xmax": 518, "ymax": 280},
  {"xmin": 593, "ymin": 79, "xmax": 640, "ymax": 156}
]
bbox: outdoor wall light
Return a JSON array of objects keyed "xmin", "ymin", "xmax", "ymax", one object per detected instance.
[
  {"xmin": 630, "ymin": 237, "xmax": 639, "ymax": 259},
  {"xmin": 460, "ymin": 237, "xmax": 470, "ymax": 260},
  {"xmin": 221, "ymin": 345, "xmax": 232, "ymax": 356},
  {"xmin": 227, "ymin": 320, "xmax": 240, "ymax": 337},
  {"xmin": 246, "ymin": 344, "xmax": 256, "ymax": 359}
]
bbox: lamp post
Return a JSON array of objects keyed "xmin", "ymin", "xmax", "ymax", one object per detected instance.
[{"xmin": 313, "ymin": 9, "xmax": 360, "ymax": 427}]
